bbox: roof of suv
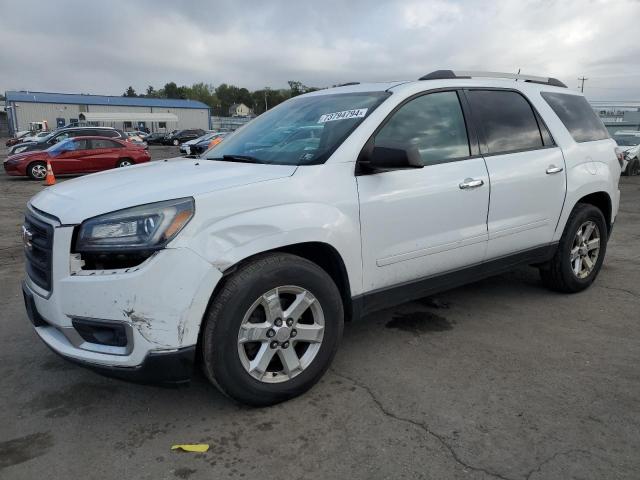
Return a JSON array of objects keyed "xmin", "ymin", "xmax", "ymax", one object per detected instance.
[{"xmin": 307, "ymin": 71, "xmax": 574, "ymax": 97}]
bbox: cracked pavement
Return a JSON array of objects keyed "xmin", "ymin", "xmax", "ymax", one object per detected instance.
[{"xmin": 1, "ymin": 143, "xmax": 639, "ymax": 479}]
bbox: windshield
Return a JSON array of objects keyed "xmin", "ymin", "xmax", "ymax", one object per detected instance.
[
  {"xmin": 614, "ymin": 135, "xmax": 640, "ymax": 147},
  {"xmin": 204, "ymin": 91, "xmax": 390, "ymax": 165}
]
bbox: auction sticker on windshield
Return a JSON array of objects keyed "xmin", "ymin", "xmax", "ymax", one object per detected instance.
[{"xmin": 318, "ymin": 109, "xmax": 368, "ymax": 123}]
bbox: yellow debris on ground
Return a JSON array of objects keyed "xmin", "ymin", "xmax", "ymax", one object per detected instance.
[{"xmin": 171, "ymin": 444, "xmax": 210, "ymax": 453}]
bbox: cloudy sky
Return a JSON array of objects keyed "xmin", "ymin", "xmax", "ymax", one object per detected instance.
[{"xmin": 1, "ymin": 0, "xmax": 639, "ymax": 100}]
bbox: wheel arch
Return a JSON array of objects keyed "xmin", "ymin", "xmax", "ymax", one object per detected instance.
[
  {"xmin": 216, "ymin": 241, "xmax": 354, "ymax": 322},
  {"xmin": 194, "ymin": 241, "xmax": 355, "ymax": 370},
  {"xmin": 575, "ymin": 191, "xmax": 612, "ymax": 234}
]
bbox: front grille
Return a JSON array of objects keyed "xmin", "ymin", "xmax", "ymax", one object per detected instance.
[{"xmin": 24, "ymin": 213, "xmax": 54, "ymax": 291}]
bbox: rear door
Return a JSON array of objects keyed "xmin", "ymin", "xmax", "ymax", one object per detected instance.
[
  {"xmin": 464, "ymin": 89, "xmax": 567, "ymax": 259},
  {"xmin": 86, "ymin": 138, "xmax": 123, "ymax": 170}
]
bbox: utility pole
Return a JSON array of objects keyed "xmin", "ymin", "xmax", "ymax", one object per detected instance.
[
  {"xmin": 264, "ymin": 87, "xmax": 270, "ymax": 112},
  {"xmin": 578, "ymin": 76, "xmax": 588, "ymax": 93}
]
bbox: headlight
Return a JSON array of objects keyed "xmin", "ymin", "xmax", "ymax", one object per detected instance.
[
  {"xmin": 13, "ymin": 146, "xmax": 28, "ymax": 154},
  {"xmin": 75, "ymin": 198, "xmax": 194, "ymax": 252}
]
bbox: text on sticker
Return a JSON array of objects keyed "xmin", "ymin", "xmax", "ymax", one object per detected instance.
[{"xmin": 318, "ymin": 109, "xmax": 368, "ymax": 123}]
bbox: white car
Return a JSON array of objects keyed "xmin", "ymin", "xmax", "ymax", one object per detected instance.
[
  {"xmin": 179, "ymin": 132, "xmax": 216, "ymax": 154},
  {"xmin": 22, "ymin": 131, "xmax": 52, "ymax": 143},
  {"xmin": 22, "ymin": 70, "xmax": 621, "ymax": 405},
  {"xmin": 613, "ymin": 130, "xmax": 640, "ymax": 176}
]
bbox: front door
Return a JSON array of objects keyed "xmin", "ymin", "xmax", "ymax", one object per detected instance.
[
  {"xmin": 50, "ymin": 138, "xmax": 91, "ymax": 174},
  {"xmin": 357, "ymin": 90, "xmax": 490, "ymax": 294},
  {"xmin": 464, "ymin": 89, "xmax": 567, "ymax": 259}
]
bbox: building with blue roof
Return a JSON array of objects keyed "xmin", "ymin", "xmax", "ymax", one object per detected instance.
[{"xmin": 4, "ymin": 90, "xmax": 211, "ymax": 135}]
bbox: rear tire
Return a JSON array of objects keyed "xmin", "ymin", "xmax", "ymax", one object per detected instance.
[
  {"xmin": 539, "ymin": 203, "xmax": 607, "ymax": 293},
  {"xmin": 27, "ymin": 161, "xmax": 47, "ymax": 180},
  {"xmin": 630, "ymin": 159, "xmax": 639, "ymax": 176},
  {"xmin": 201, "ymin": 253, "xmax": 344, "ymax": 406},
  {"xmin": 173, "ymin": 139, "xmax": 179, "ymax": 146},
  {"xmin": 116, "ymin": 158, "xmax": 134, "ymax": 168}
]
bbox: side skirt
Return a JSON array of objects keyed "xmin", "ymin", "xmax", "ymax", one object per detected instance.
[{"xmin": 351, "ymin": 243, "xmax": 557, "ymax": 318}]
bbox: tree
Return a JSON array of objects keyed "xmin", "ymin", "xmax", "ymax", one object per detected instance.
[
  {"xmin": 123, "ymin": 86, "xmax": 137, "ymax": 97},
  {"xmin": 145, "ymin": 85, "xmax": 156, "ymax": 97},
  {"xmin": 163, "ymin": 82, "xmax": 186, "ymax": 99}
]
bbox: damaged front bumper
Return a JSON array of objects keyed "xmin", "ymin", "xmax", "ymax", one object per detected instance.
[{"xmin": 23, "ymin": 211, "xmax": 223, "ymax": 384}]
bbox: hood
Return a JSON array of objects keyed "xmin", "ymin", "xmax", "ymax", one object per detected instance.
[
  {"xmin": 29, "ymin": 157, "xmax": 297, "ymax": 224},
  {"xmin": 6, "ymin": 149, "xmax": 47, "ymax": 162},
  {"xmin": 11, "ymin": 141, "xmax": 45, "ymax": 154}
]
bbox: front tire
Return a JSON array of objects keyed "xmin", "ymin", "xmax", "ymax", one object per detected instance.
[
  {"xmin": 539, "ymin": 203, "xmax": 608, "ymax": 293},
  {"xmin": 27, "ymin": 161, "xmax": 47, "ymax": 180},
  {"xmin": 201, "ymin": 253, "xmax": 344, "ymax": 406}
]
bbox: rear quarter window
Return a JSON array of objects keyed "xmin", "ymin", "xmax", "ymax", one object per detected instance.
[{"xmin": 541, "ymin": 92, "xmax": 609, "ymax": 143}]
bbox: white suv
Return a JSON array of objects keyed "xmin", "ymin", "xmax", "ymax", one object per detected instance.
[{"xmin": 22, "ymin": 71, "xmax": 621, "ymax": 405}]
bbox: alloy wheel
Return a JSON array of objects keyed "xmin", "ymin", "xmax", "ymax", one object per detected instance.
[
  {"xmin": 570, "ymin": 220, "xmax": 600, "ymax": 279},
  {"xmin": 237, "ymin": 286, "xmax": 325, "ymax": 384},
  {"xmin": 31, "ymin": 164, "xmax": 47, "ymax": 179}
]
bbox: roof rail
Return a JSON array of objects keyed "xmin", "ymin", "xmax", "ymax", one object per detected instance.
[
  {"xmin": 418, "ymin": 70, "xmax": 567, "ymax": 88},
  {"xmin": 334, "ymin": 82, "xmax": 361, "ymax": 87}
]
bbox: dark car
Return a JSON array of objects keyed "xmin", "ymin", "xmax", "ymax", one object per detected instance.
[
  {"xmin": 9, "ymin": 127, "xmax": 127, "ymax": 155},
  {"xmin": 4, "ymin": 136, "xmax": 150, "ymax": 179},
  {"xmin": 189, "ymin": 132, "xmax": 229, "ymax": 155},
  {"xmin": 163, "ymin": 129, "xmax": 206, "ymax": 146},
  {"xmin": 145, "ymin": 132, "xmax": 167, "ymax": 145}
]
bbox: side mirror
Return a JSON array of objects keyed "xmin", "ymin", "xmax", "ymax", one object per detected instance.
[{"xmin": 358, "ymin": 141, "xmax": 423, "ymax": 172}]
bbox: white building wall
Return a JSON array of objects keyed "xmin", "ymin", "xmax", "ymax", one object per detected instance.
[
  {"xmin": 14, "ymin": 102, "xmax": 82, "ymax": 131},
  {"xmin": 11, "ymin": 102, "xmax": 209, "ymax": 133},
  {"xmin": 152, "ymin": 107, "xmax": 209, "ymax": 130}
]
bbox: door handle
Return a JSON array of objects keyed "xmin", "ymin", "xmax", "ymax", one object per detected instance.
[
  {"xmin": 546, "ymin": 165, "xmax": 564, "ymax": 174},
  {"xmin": 459, "ymin": 178, "xmax": 484, "ymax": 189}
]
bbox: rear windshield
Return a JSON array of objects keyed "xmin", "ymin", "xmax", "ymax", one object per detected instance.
[{"xmin": 541, "ymin": 92, "xmax": 609, "ymax": 143}]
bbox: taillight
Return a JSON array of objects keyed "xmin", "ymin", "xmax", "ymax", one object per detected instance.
[{"xmin": 615, "ymin": 148, "xmax": 625, "ymax": 169}]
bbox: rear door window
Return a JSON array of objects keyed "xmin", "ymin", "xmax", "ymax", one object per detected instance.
[
  {"xmin": 92, "ymin": 139, "xmax": 122, "ymax": 149},
  {"xmin": 466, "ymin": 90, "xmax": 543, "ymax": 154},
  {"xmin": 541, "ymin": 92, "xmax": 609, "ymax": 143}
]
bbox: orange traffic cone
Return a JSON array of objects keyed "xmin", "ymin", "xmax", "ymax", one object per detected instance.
[{"xmin": 44, "ymin": 160, "xmax": 56, "ymax": 186}]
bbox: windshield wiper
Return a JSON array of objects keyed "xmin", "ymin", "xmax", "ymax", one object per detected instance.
[{"xmin": 207, "ymin": 154, "xmax": 264, "ymax": 164}]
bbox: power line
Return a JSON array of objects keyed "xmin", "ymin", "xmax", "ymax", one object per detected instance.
[{"xmin": 578, "ymin": 76, "xmax": 588, "ymax": 93}]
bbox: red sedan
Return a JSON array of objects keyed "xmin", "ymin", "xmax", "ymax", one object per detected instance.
[{"xmin": 4, "ymin": 136, "xmax": 151, "ymax": 180}]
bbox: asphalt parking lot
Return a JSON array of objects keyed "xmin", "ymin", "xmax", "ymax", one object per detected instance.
[{"xmin": 1, "ymin": 143, "xmax": 639, "ymax": 479}]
